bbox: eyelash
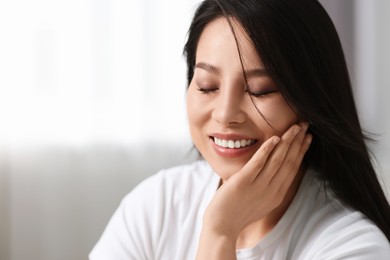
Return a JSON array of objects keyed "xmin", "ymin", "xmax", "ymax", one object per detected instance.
[
  {"xmin": 197, "ymin": 87, "xmax": 218, "ymax": 94},
  {"xmin": 245, "ymin": 89, "xmax": 277, "ymax": 97},
  {"xmin": 198, "ymin": 86, "xmax": 277, "ymax": 97}
]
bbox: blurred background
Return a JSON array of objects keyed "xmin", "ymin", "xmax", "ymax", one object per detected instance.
[{"xmin": 0, "ymin": 0, "xmax": 389, "ymax": 259}]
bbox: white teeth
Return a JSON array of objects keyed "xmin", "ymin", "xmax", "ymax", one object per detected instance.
[{"xmin": 213, "ymin": 137, "xmax": 255, "ymax": 149}]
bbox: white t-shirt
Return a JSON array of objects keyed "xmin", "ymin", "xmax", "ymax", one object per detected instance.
[{"xmin": 89, "ymin": 160, "xmax": 390, "ymax": 260}]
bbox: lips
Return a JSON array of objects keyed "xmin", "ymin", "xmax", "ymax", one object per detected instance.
[
  {"xmin": 212, "ymin": 137, "xmax": 256, "ymax": 149},
  {"xmin": 209, "ymin": 133, "xmax": 258, "ymax": 158}
]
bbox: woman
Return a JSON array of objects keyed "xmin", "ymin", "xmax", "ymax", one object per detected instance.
[{"xmin": 90, "ymin": 0, "xmax": 390, "ymax": 259}]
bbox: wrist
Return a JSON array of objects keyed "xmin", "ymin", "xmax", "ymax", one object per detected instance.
[
  {"xmin": 197, "ymin": 228, "xmax": 237, "ymax": 260},
  {"xmin": 202, "ymin": 215, "xmax": 241, "ymax": 242}
]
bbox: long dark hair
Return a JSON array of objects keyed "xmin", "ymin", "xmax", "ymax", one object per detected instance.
[{"xmin": 183, "ymin": 0, "xmax": 390, "ymax": 241}]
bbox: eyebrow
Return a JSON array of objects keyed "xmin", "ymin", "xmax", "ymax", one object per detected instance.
[
  {"xmin": 195, "ymin": 62, "xmax": 268, "ymax": 78},
  {"xmin": 195, "ymin": 62, "xmax": 221, "ymax": 75}
]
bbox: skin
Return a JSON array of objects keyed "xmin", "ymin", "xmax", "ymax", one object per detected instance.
[{"xmin": 186, "ymin": 18, "xmax": 313, "ymax": 259}]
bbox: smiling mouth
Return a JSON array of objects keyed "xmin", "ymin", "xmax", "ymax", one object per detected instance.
[{"xmin": 211, "ymin": 137, "xmax": 258, "ymax": 149}]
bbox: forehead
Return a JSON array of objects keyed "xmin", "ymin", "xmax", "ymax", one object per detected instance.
[{"xmin": 195, "ymin": 17, "xmax": 263, "ymax": 70}]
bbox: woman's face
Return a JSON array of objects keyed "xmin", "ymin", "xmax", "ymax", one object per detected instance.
[{"xmin": 186, "ymin": 18, "xmax": 299, "ymax": 181}]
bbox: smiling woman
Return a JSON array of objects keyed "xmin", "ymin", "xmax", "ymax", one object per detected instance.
[{"xmin": 89, "ymin": 0, "xmax": 390, "ymax": 259}]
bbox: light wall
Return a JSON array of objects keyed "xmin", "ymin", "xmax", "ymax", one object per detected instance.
[{"xmin": 321, "ymin": 0, "xmax": 390, "ymax": 196}]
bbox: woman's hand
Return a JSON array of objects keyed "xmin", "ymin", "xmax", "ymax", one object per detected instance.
[{"xmin": 196, "ymin": 123, "xmax": 312, "ymax": 260}]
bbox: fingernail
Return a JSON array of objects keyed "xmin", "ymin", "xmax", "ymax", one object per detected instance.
[
  {"xmin": 306, "ymin": 134, "xmax": 313, "ymax": 144},
  {"xmin": 300, "ymin": 122, "xmax": 309, "ymax": 130},
  {"xmin": 272, "ymin": 136, "xmax": 280, "ymax": 145},
  {"xmin": 293, "ymin": 126, "xmax": 301, "ymax": 135}
]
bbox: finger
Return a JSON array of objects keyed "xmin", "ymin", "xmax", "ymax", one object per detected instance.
[
  {"xmin": 240, "ymin": 135, "xmax": 280, "ymax": 182},
  {"xmin": 280, "ymin": 133, "xmax": 312, "ymax": 189},
  {"xmin": 274, "ymin": 123, "xmax": 308, "ymax": 181},
  {"xmin": 270, "ymin": 123, "xmax": 311, "ymax": 190},
  {"xmin": 256, "ymin": 124, "xmax": 302, "ymax": 183}
]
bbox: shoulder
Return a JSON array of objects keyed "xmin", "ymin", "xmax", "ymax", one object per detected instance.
[
  {"xmin": 89, "ymin": 161, "xmax": 219, "ymax": 259},
  {"xmin": 306, "ymin": 212, "xmax": 390, "ymax": 259},
  {"xmin": 294, "ymin": 169, "xmax": 390, "ymax": 259}
]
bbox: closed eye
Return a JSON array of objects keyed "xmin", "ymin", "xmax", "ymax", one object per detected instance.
[
  {"xmin": 246, "ymin": 89, "xmax": 278, "ymax": 97},
  {"xmin": 197, "ymin": 86, "xmax": 219, "ymax": 94}
]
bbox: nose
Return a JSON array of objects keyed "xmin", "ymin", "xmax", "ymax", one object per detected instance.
[{"xmin": 211, "ymin": 86, "xmax": 247, "ymax": 126}]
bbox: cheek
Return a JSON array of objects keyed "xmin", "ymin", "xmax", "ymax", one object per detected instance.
[
  {"xmin": 254, "ymin": 96, "xmax": 299, "ymax": 133},
  {"xmin": 186, "ymin": 87, "xmax": 198, "ymax": 124},
  {"xmin": 186, "ymin": 86, "xmax": 206, "ymax": 134}
]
